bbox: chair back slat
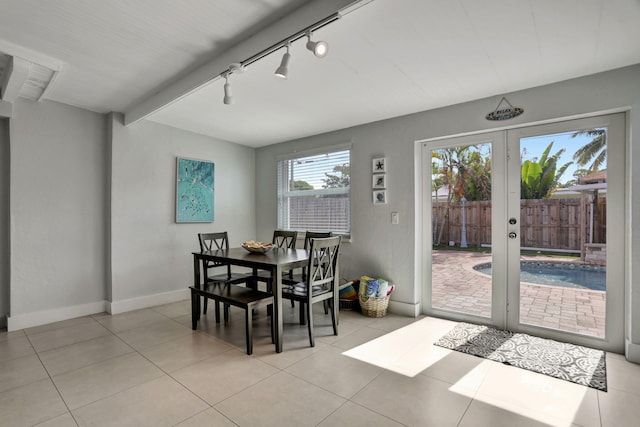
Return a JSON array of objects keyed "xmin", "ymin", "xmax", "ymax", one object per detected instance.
[
  {"xmin": 303, "ymin": 231, "xmax": 332, "ymax": 250},
  {"xmin": 272, "ymin": 230, "xmax": 298, "ymax": 248},
  {"xmin": 307, "ymin": 236, "xmax": 341, "ymax": 289},
  {"xmin": 198, "ymin": 232, "xmax": 231, "ymax": 272}
]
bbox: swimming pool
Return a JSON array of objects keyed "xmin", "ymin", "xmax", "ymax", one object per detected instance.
[{"xmin": 473, "ymin": 261, "xmax": 606, "ymax": 291}]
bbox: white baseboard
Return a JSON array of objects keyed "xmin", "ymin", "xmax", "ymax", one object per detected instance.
[
  {"xmin": 6, "ymin": 289, "xmax": 191, "ymax": 332},
  {"xmin": 7, "ymin": 300, "xmax": 108, "ymax": 331},
  {"xmin": 108, "ymin": 289, "xmax": 189, "ymax": 315},
  {"xmin": 388, "ymin": 300, "xmax": 421, "ymax": 317},
  {"xmin": 625, "ymin": 339, "xmax": 640, "ymax": 364}
]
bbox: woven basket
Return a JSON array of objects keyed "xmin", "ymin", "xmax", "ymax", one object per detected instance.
[
  {"xmin": 359, "ymin": 294, "xmax": 391, "ymax": 318},
  {"xmin": 339, "ymin": 298, "xmax": 359, "ymax": 311}
]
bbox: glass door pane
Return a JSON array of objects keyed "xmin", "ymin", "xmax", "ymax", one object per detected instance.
[
  {"xmin": 517, "ymin": 129, "xmax": 607, "ymax": 338},
  {"xmin": 430, "ymin": 142, "xmax": 493, "ymax": 318}
]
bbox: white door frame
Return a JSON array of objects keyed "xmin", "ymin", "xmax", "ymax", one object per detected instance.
[
  {"xmin": 505, "ymin": 114, "xmax": 625, "ymax": 352},
  {"xmin": 418, "ymin": 113, "xmax": 625, "ymax": 352}
]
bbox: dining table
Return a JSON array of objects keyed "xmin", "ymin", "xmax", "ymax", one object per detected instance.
[{"xmin": 192, "ymin": 247, "xmax": 309, "ymax": 353}]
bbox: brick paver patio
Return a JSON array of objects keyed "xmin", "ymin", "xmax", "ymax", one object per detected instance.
[{"xmin": 431, "ymin": 250, "xmax": 606, "ymax": 337}]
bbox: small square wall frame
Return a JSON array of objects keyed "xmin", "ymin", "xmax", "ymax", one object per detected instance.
[{"xmin": 373, "ymin": 190, "xmax": 387, "ymax": 204}]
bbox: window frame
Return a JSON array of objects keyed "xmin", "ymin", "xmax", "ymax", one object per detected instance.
[{"xmin": 276, "ymin": 143, "xmax": 352, "ymax": 238}]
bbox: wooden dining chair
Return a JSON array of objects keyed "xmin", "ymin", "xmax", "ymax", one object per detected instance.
[
  {"xmin": 198, "ymin": 232, "xmax": 251, "ymax": 318},
  {"xmin": 286, "ymin": 231, "xmax": 332, "ymax": 281},
  {"xmin": 281, "ymin": 235, "xmax": 342, "ymax": 347},
  {"xmin": 283, "ymin": 231, "xmax": 332, "ymax": 320},
  {"xmin": 253, "ymin": 230, "xmax": 298, "ymax": 314}
]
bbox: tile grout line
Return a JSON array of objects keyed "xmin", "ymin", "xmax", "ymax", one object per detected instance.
[{"xmin": 24, "ymin": 328, "xmax": 81, "ymax": 427}]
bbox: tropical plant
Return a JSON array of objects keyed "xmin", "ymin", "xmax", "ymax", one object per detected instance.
[
  {"xmin": 323, "ymin": 164, "xmax": 350, "ymax": 188},
  {"xmin": 290, "ymin": 180, "xmax": 313, "ymax": 190},
  {"xmin": 571, "ymin": 129, "xmax": 606, "ymax": 172},
  {"xmin": 432, "ymin": 145, "xmax": 491, "ymax": 245},
  {"xmin": 520, "ymin": 141, "xmax": 572, "ymax": 199},
  {"xmin": 433, "ymin": 146, "xmax": 491, "ymax": 202}
]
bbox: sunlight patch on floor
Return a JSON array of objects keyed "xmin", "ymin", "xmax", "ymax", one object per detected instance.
[
  {"xmin": 342, "ymin": 316, "xmax": 457, "ymax": 377},
  {"xmin": 342, "ymin": 316, "xmax": 591, "ymax": 427}
]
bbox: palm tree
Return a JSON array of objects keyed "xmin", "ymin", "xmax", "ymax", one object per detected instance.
[
  {"xmin": 571, "ymin": 129, "xmax": 606, "ymax": 172},
  {"xmin": 432, "ymin": 145, "xmax": 491, "ymax": 245}
]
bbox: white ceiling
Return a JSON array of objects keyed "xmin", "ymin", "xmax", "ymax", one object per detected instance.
[{"xmin": 1, "ymin": 0, "xmax": 639, "ymax": 148}]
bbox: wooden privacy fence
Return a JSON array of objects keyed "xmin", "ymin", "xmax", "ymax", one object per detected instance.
[
  {"xmin": 288, "ymin": 196, "xmax": 350, "ymax": 232},
  {"xmin": 433, "ymin": 198, "xmax": 606, "ymax": 251}
]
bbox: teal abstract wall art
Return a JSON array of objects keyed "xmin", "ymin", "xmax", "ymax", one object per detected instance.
[{"xmin": 176, "ymin": 157, "xmax": 214, "ymax": 223}]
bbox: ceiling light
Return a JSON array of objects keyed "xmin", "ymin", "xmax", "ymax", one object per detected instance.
[
  {"xmin": 306, "ymin": 32, "xmax": 329, "ymax": 58},
  {"xmin": 214, "ymin": 14, "xmax": 339, "ymax": 105},
  {"xmin": 274, "ymin": 44, "xmax": 291, "ymax": 79},
  {"xmin": 223, "ymin": 73, "xmax": 232, "ymax": 105}
]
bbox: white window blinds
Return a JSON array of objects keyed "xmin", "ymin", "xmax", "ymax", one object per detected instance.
[{"xmin": 277, "ymin": 148, "xmax": 350, "ymax": 234}]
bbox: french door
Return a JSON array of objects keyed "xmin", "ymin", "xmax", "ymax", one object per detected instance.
[{"xmin": 421, "ymin": 114, "xmax": 625, "ymax": 352}]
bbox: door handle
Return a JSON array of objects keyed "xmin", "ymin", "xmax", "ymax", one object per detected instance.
[{"xmin": 509, "ymin": 232, "xmax": 517, "ymax": 239}]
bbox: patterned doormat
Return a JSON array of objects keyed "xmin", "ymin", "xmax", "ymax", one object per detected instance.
[{"xmin": 434, "ymin": 322, "xmax": 607, "ymax": 391}]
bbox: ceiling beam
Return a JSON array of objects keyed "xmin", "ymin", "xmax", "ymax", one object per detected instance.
[
  {"xmin": 1, "ymin": 56, "xmax": 29, "ymax": 103},
  {"xmin": 124, "ymin": 0, "xmax": 361, "ymax": 126}
]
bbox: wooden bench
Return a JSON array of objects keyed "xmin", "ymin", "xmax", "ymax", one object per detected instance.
[{"xmin": 190, "ymin": 283, "xmax": 273, "ymax": 355}]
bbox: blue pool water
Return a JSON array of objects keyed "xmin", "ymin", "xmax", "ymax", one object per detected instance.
[{"xmin": 474, "ymin": 261, "xmax": 606, "ymax": 291}]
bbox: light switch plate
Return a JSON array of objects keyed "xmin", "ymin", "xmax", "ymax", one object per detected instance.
[{"xmin": 391, "ymin": 212, "xmax": 399, "ymax": 224}]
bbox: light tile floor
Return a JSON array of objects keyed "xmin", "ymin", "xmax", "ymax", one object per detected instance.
[{"xmin": 2, "ymin": 300, "xmax": 640, "ymax": 426}]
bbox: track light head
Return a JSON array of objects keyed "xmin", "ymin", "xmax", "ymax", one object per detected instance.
[
  {"xmin": 306, "ymin": 32, "xmax": 328, "ymax": 58},
  {"xmin": 223, "ymin": 74, "xmax": 233, "ymax": 105},
  {"xmin": 274, "ymin": 44, "xmax": 291, "ymax": 79}
]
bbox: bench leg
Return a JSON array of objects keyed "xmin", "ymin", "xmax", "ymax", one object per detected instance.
[
  {"xmin": 245, "ymin": 306, "xmax": 253, "ymax": 355},
  {"xmin": 214, "ymin": 300, "xmax": 221, "ymax": 323},
  {"xmin": 190, "ymin": 290, "xmax": 200, "ymax": 330},
  {"xmin": 270, "ymin": 304, "xmax": 275, "ymax": 344}
]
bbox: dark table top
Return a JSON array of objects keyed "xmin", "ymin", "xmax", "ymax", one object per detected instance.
[{"xmin": 193, "ymin": 247, "xmax": 309, "ymax": 269}]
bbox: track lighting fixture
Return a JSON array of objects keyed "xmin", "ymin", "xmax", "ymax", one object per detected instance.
[
  {"xmin": 305, "ymin": 31, "xmax": 329, "ymax": 58},
  {"xmin": 274, "ymin": 43, "xmax": 291, "ymax": 79},
  {"xmin": 223, "ymin": 73, "xmax": 232, "ymax": 105},
  {"xmin": 216, "ymin": 13, "xmax": 339, "ymax": 104}
]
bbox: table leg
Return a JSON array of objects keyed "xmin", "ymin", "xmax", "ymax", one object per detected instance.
[
  {"xmin": 193, "ymin": 255, "xmax": 201, "ymax": 288},
  {"xmin": 273, "ymin": 265, "xmax": 283, "ymax": 352},
  {"xmin": 193, "ymin": 255, "xmax": 204, "ymax": 317},
  {"xmin": 192, "ymin": 255, "xmax": 202, "ymax": 329}
]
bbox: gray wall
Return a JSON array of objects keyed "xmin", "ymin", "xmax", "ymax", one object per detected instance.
[
  {"xmin": 6, "ymin": 101, "xmax": 256, "ymax": 329},
  {"xmin": 255, "ymin": 64, "xmax": 640, "ymax": 360},
  {"xmin": 108, "ymin": 114, "xmax": 256, "ymax": 312},
  {"xmin": 9, "ymin": 99, "xmax": 108, "ymax": 327},
  {"xmin": 0, "ymin": 118, "xmax": 9, "ymax": 328},
  {"xmin": 4, "ymin": 63, "xmax": 640, "ymax": 361}
]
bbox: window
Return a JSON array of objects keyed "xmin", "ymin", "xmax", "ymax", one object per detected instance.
[{"xmin": 277, "ymin": 146, "xmax": 350, "ymax": 235}]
